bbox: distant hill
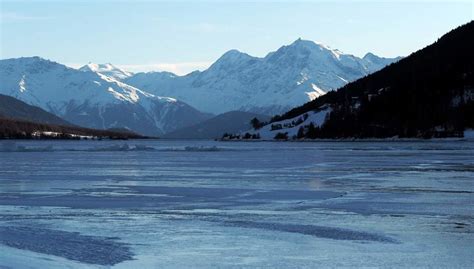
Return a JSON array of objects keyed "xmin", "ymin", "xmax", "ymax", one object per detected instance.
[
  {"xmin": 163, "ymin": 111, "xmax": 270, "ymax": 139},
  {"xmin": 0, "ymin": 117, "xmax": 144, "ymax": 139},
  {"xmin": 264, "ymin": 21, "xmax": 474, "ymax": 139},
  {"xmin": 0, "ymin": 94, "xmax": 72, "ymax": 126},
  {"xmin": 0, "ymin": 94, "xmax": 144, "ymax": 139}
]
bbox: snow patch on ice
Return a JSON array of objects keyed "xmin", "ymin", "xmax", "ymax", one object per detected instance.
[{"xmin": 464, "ymin": 129, "xmax": 474, "ymax": 139}]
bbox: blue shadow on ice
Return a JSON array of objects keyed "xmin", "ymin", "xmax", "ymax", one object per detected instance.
[
  {"xmin": 0, "ymin": 226, "xmax": 133, "ymax": 266},
  {"xmin": 223, "ymin": 220, "xmax": 399, "ymax": 243}
]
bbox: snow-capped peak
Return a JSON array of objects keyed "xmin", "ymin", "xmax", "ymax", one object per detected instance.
[
  {"xmin": 291, "ymin": 38, "xmax": 322, "ymax": 48},
  {"xmin": 123, "ymin": 39, "xmax": 400, "ymax": 115},
  {"xmin": 79, "ymin": 62, "xmax": 133, "ymax": 80},
  {"xmin": 0, "ymin": 57, "xmax": 211, "ymax": 136},
  {"xmin": 210, "ymin": 49, "xmax": 255, "ymax": 67},
  {"xmin": 286, "ymin": 39, "xmax": 344, "ymax": 60}
]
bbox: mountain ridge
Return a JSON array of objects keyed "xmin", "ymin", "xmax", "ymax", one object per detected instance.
[
  {"xmin": 124, "ymin": 39, "xmax": 400, "ymax": 115},
  {"xmin": 0, "ymin": 40, "xmax": 399, "ymax": 137},
  {"xmin": 0, "ymin": 57, "xmax": 212, "ymax": 136}
]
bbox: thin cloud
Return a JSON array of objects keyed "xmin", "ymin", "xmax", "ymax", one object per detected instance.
[
  {"xmin": 0, "ymin": 12, "xmax": 51, "ymax": 22},
  {"xmin": 66, "ymin": 62, "xmax": 213, "ymax": 76},
  {"xmin": 193, "ymin": 22, "xmax": 221, "ymax": 33},
  {"xmin": 118, "ymin": 62, "xmax": 212, "ymax": 75}
]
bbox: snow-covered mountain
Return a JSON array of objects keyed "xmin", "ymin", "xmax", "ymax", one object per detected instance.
[
  {"xmin": 124, "ymin": 39, "xmax": 401, "ymax": 115},
  {"xmin": 0, "ymin": 57, "xmax": 211, "ymax": 136},
  {"xmin": 79, "ymin": 63, "xmax": 133, "ymax": 80}
]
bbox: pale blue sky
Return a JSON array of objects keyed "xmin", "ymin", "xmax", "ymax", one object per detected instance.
[{"xmin": 1, "ymin": 0, "xmax": 472, "ymax": 74}]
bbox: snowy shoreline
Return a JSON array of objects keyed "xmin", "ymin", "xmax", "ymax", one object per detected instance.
[
  {"xmin": 220, "ymin": 129, "xmax": 474, "ymax": 142},
  {"xmin": 219, "ymin": 136, "xmax": 472, "ymax": 143}
]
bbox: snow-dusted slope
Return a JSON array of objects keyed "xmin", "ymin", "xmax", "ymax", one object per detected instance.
[
  {"xmin": 79, "ymin": 63, "xmax": 133, "ymax": 80},
  {"xmin": 244, "ymin": 107, "xmax": 332, "ymax": 140},
  {"xmin": 0, "ymin": 57, "xmax": 211, "ymax": 136},
  {"xmin": 125, "ymin": 39, "xmax": 400, "ymax": 115}
]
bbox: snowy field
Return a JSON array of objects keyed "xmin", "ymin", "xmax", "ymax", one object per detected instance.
[{"xmin": 0, "ymin": 139, "xmax": 473, "ymax": 268}]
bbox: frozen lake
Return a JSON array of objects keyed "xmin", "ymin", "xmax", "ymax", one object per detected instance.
[{"xmin": 0, "ymin": 139, "xmax": 473, "ymax": 268}]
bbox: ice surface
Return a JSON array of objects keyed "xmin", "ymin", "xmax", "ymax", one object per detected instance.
[{"xmin": 0, "ymin": 139, "xmax": 473, "ymax": 268}]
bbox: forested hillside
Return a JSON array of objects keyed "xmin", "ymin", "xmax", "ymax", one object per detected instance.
[{"xmin": 270, "ymin": 21, "xmax": 474, "ymax": 138}]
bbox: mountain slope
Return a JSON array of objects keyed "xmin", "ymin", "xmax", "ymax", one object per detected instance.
[
  {"xmin": 125, "ymin": 39, "xmax": 400, "ymax": 115},
  {"xmin": 0, "ymin": 94, "xmax": 72, "ymax": 126},
  {"xmin": 0, "ymin": 57, "xmax": 212, "ymax": 136},
  {"xmin": 264, "ymin": 21, "xmax": 474, "ymax": 139},
  {"xmin": 163, "ymin": 111, "xmax": 270, "ymax": 139}
]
